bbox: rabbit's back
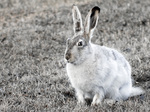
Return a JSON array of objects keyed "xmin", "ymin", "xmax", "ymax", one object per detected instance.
[{"xmin": 98, "ymin": 45, "xmax": 131, "ymax": 75}]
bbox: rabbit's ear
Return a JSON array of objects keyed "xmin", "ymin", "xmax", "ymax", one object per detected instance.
[
  {"xmin": 84, "ymin": 6, "xmax": 100, "ymax": 40},
  {"xmin": 72, "ymin": 5, "xmax": 83, "ymax": 34}
]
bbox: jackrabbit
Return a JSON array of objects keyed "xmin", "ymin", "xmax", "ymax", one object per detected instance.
[{"xmin": 64, "ymin": 5, "xmax": 144, "ymax": 105}]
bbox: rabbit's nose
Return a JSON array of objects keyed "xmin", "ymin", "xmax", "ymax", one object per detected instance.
[{"xmin": 65, "ymin": 53, "xmax": 71, "ymax": 61}]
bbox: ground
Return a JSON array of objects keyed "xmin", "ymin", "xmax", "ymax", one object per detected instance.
[{"xmin": 0, "ymin": 0, "xmax": 150, "ymax": 111}]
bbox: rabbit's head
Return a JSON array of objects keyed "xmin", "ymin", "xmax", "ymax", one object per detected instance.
[{"xmin": 64, "ymin": 5, "xmax": 100, "ymax": 65}]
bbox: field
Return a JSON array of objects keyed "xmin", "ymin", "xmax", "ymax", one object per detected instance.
[{"xmin": 0, "ymin": 0, "xmax": 150, "ymax": 111}]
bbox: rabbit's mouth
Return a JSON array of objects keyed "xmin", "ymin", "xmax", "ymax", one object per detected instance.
[
  {"xmin": 64, "ymin": 58, "xmax": 75, "ymax": 64},
  {"xmin": 67, "ymin": 60, "xmax": 76, "ymax": 64},
  {"xmin": 64, "ymin": 57, "xmax": 78, "ymax": 65},
  {"xmin": 64, "ymin": 54, "xmax": 77, "ymax": 64},
  {"xmin": 65, "ymin": 53, "xmax": 86, "ymax": 65},
  {"xmin": 67, "ymin": 58, "xmax": 85, "ymax": 65},
  {"xmin": 68, "ymin": 61, "xmax": 79, "ymax": 66}
]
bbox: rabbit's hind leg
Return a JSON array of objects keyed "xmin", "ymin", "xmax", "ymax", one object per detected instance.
[{"xmin": 109, "ymin": 88, "xmax": 122, "ymax": 101}]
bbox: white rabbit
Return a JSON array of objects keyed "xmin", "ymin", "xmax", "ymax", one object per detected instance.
[{"xmin": 64, "ymin": 5, "xmax": 144, "ymax": 105}]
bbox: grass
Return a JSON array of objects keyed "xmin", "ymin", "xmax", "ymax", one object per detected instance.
[{"xmin": 0, "ymin": 0, "xmax": 150, "ymax": 111}]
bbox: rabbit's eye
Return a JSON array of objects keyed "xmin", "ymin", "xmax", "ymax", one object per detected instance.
[{"xmin": 77, "ymin": 41, "xmax": 83, "ymax": 46}]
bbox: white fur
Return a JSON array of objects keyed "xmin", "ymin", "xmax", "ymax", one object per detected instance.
[
  {"xmin": 66, "ymin": 44, "xmax": 144, "ymax": 105},
  {"xmin": 65, "ymin": 6, "xmax": 144, "ymax": 105}
]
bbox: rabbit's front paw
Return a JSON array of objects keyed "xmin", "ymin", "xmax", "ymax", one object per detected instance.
[
  {"xmin": 91, "ymin": 93, "xmax": 102, "ymax": 106},
  {"xmin": 77, "ymin": 94, "xmax": 85, "ymax": 104}
]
